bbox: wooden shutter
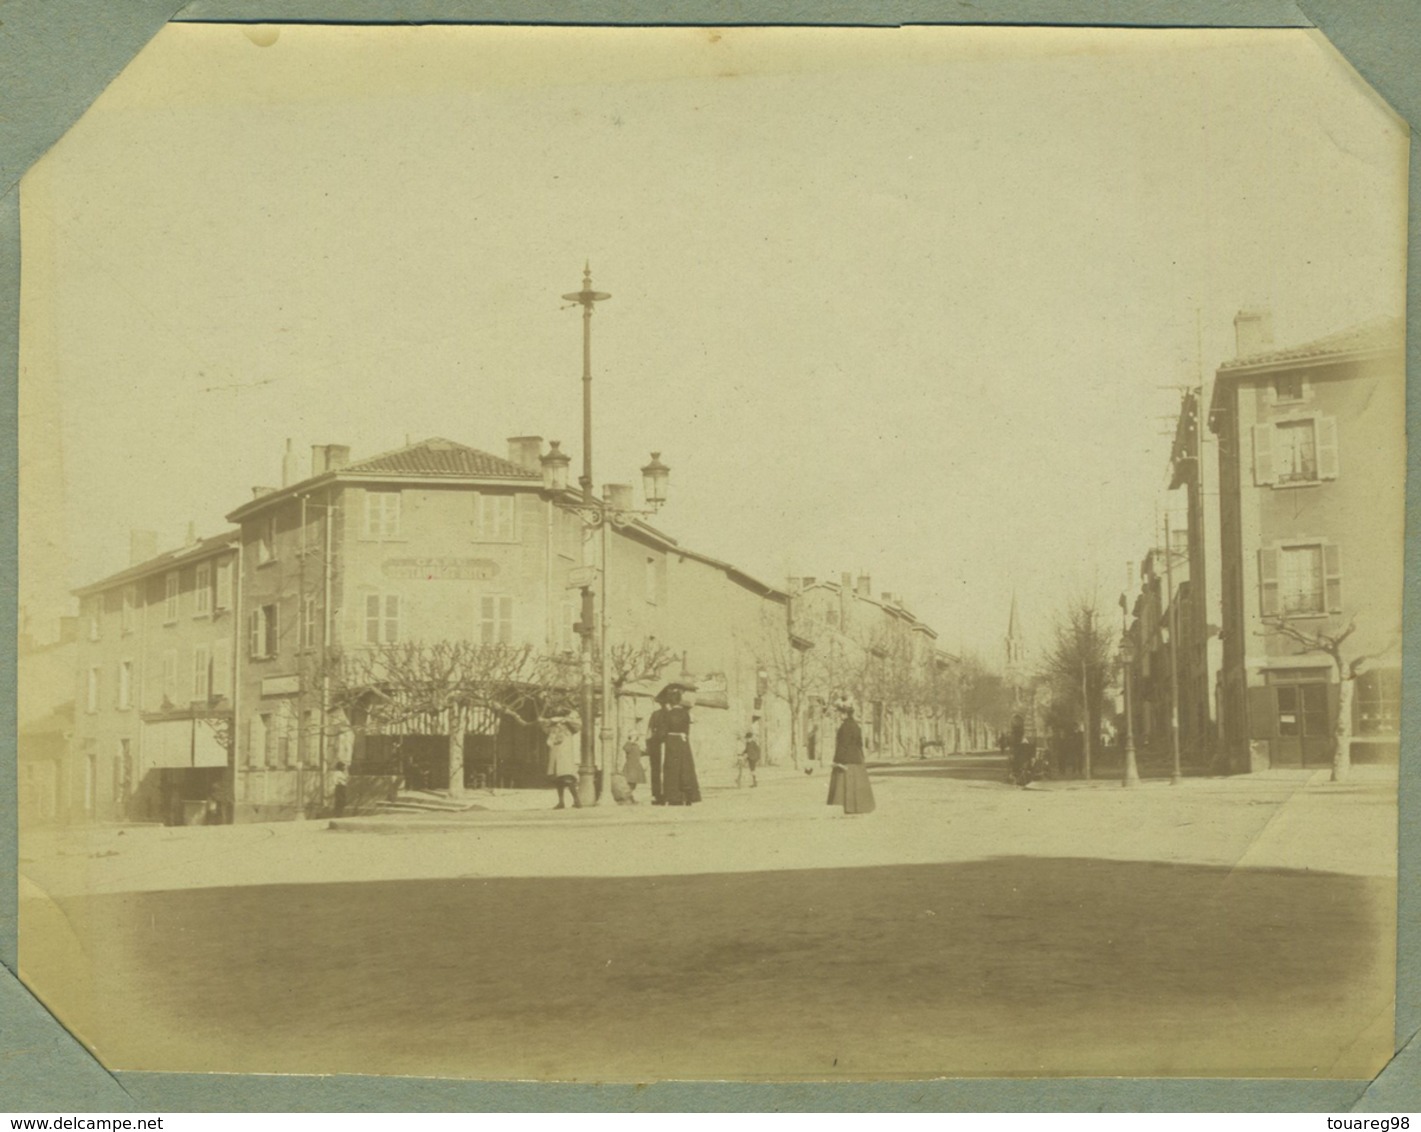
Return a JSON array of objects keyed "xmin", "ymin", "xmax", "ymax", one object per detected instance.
[
  {"xmin": 1252, "ymin": 424, "xmax": 1276, "ymax": 486},
  {"xmin": 212, "ymin": 642, "xmax": 231, "ymax": 698},
  {"xmin": 1316, "ymin": 416, "xmax": 1339, "ymax": 480},
  {"xmin": 1324, "ymin": 543, "xmax": 1343, "ymax": 612},
  {"xmin": 265, "ymin": 605, "xmax": 279, "ymax": 658},
  {"xmin": 1258, "ymin": 548, "xmax": 1280, "ymax": 617},
  {"xmin": 1247, "ymin": 685, "xmax": 1278, "ymax": 740},
  {"xmin": 248, "ymin": 609, "xmax": 262, "ymax": 658}
]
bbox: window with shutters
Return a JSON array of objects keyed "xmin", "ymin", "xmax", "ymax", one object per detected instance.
[
  {"xmin": 195, "ymin": 562, "xmax": 212, "ymax": 615},
  {"xmin": 363, "ymin": 491, "xmax": 402, "ymax": 540},
  {"xmin": 212, "ymin": 641, "xmax": 231, "ymax": 698},
  {"xmin": 164, "ymin": 571, "xmax": 180, "ymax": 623},
  {"xmin": 1259, "ymin": 542, "xmax": 1340, "ymax": 618},
  {"xmin": 365, "ymin": 594, "xmax": 400, "ymax": 644},
  {"xmin": 473, "ymin": 493, "xmax": 517, "ymax": 542},
  {"xmin": 192, "ymin": 644, "xmax": 211, "ymax": 701},
  {"xmin": 480, "ymin": 594, "xmax": 513, "ymax": 645},
  {"xmin": 215, "ymin": 559, "xmax": 234, "ymax": 610},
  {"xmin": 1252, "ymin": 415, "xmax": 1338, "ymax": 487},
  {"xmin": 249, "ymin": 603, "xmax": 279, "ymax": 658}
]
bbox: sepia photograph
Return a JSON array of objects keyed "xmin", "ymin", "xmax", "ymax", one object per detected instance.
[{"xmin": 11, "ymin": 18, "xmax": 1409, "ymax": 1089}]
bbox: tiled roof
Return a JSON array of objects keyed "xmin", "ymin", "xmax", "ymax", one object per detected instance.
[
  {"xmin": 1219, "ymin": 315, "xmax": 1403, "ymax": 372},
  {"xmin": 74, "ymin": 529, "xmax": 241, "ymax": 596},
  {"xmin": 342, "ymin": 437, "xmax": 539, "ymax": 480}
]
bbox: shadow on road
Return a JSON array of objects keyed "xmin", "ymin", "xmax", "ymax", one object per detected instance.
[{"xmin": 23, "ymin": 854, "xmax": 1395, "ymax": 1081}]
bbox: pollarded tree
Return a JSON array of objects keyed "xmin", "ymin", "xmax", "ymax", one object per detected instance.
[{"xmin": 1259, "ymin": 614, "xmax": 1395, "ymax": 783}]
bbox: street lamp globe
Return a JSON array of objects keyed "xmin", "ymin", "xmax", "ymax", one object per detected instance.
[
  {"xmin": 541, "ymin": 440, "xmax": 571, "ymax": 493},
  {"xmin": 641, "ymin": 452, "xmax": 670, "ymax": 510}
]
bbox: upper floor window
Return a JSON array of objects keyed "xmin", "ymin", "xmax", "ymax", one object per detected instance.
[
  {"xmin": 248, "ymin": 603, "xmax": 279, "ymax": 659},
  {"xmin": 473, "ymin": 493, "xmax": 517, "ymax": 542},
  {"xmin": 364, "ymin": 491, "xmax": 402, "ymax": 540},
  {"xmin": 1259, "ymin": 542, "xmax": 1341, "ymax": 618},
  {"xmin": 480, "ymin": 594, "xmax": 513, "ymax": 645},
  {"xmin": 215, "ymin": 559, "xmax": 234, "ymax": 610},
  {"xmin": 117, "ymin": 660, "xmax": 133, "ymax": 710},
  {"xmin": 1252, "ymin": 416, "xmax": 1338, "ymax": 487},
  {"xmin": 164, "ymin": 572, "xmax": 180, "ymax": 623},
  {"xmin": 365, "ymin": 594, "xmax": 400, "ymax": 644},
  {"xmin": 212, "ymin": 640, "xmax": 232, "ymax": 699},
  {"xmin": 257, "ymin": 516, "xmax": 277, "ymax": 565},
  {"xmin": 1273, "ymin": 374, "xmax": 1306, "ymax": 403},
  {"xmin": 195, "ymin": 563, "xmax": 212, "ymax": 616},
  {"xmin": 192, "ymin": 644, "xmax": 211, "ymax": 701},
  {"xmin": 300, "ymin": 594, "xmax": 318, "ymax": 649},
  {"xmin": 121, "ymin": 585, "xmax": 137, "ymax": 634}
]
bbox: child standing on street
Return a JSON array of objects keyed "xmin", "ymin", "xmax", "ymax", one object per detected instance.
[{"xmin": 736, "ymin": 729, "xmax": 761, "ymax": 788}]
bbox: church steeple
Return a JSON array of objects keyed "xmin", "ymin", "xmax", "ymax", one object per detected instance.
[{"xmin": 1005, "ymin": 592, "xmax": 1024, "ymax": 675}]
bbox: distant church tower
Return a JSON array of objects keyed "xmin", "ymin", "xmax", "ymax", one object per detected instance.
[{"xmin": 1004, "ymin": 592, "xmax": 1026, "ymax": 685}]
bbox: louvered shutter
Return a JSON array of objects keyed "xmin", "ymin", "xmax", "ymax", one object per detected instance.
[
  {"xmin": 1252, "ymin": 425, "xmax": 1276, "ymax": 485},
  {"xmin": 1258, "ymin": 548, "xmax": 1280, "ymax": 617},
  {"xmin": 1324, "ymin": 544, "xmax": 1343, "ymax": 612},
  {"xmin": 1316, "ymin": 416, "xmax": 1339, "ymax": 480}
]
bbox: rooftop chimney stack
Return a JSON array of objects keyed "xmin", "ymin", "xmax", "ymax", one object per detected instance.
[
  {"xmin": 184, "ymin": 521, "xmax": 198, "ymax": 547},
  {"xmin": 1233, "ymin": 307, "xmax": 1275, "ymax": 358},
  {"xmin": 603, "ymin": 483, "xmax": 634, "ymax": 512},
  {"xmin": 281, "ymin": 438, "xmax": 299, "ymax": 488},
  {"xmin": 856, "ymin": 573, "xmax": 871, "ymax": 597},
  {"xmin": 130, "ymin": 529, "xmax": 159, "ymax": 566},
  {"xmin": 311, "ymin": 444, "xmax": 351, "ymax": 475},
  {"xmin": 507, "ymin": 436, "xmax": 545, "ymax": 473}
]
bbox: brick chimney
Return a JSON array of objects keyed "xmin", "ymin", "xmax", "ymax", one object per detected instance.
[
  {"xmin": 1233, "ymin": 308, "xmax": 1274, "ymax": 358},
  {"xmin": 507, "ymin": 436, "xmax": 544, "ymax": 473},
  {"xmin": 184, "ymin": 521, "xmax": 198, "ymax": 547},
  {"xmin": 130, "ymin": 529, "xmax": 158, "ymax": 565},
  {"xmin": 281, "ymin": 438, "xmax": 299, "ymax": 487},
  {"xmin": 310, "ymin": 444, "xmax": 351, "ymax": 476},
  {"xmin": 856, "ymin": 573, "xmax": 871, "ymax": 597}
]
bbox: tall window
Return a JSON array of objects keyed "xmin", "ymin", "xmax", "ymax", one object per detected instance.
[
  {"xmin": 301, "ymin": 594, "xmax": 318, "ymax": 649},
  {"xmin": 195, "ymin": 562, "xmax": 212, "ymax": 615},
  {"xmin": 257, "ymin": 516, "xmax": 277, "ymax": 565},
  {"xmin": 249, "ymin": 604, "xmax": 279, "ymax": 658},
  {"xmin": 365, "ymin": 594, "xmax": 400, "ymax": 644},
  {"xmin": 1355, "ymin": 668, "xmax": 1401, "ymax": 736},
  {"xmin": 1275, "ymin": 420, "xmax": 1318, "ymax": 483},
  {"xmin": 473, "ymin": 493, "xmax": 516, "ymax": 542},
  {"xmin": 212, "ymin": 640, "xmax": 231, "ymax": 698},
  {"xmin": 1278, "ymin": 545, "xmax": 1324, "ymax": 615},
  {"xmin": 215, "ymin": 559, "xmax": 234, "ymax": 610},
  {"xmin": 164, "ymin": 571, "xmax": 180, "ymax": 622},
  {"xmin": 121, "ymin": 585, "xmax": 137, "ymax": 633},
  {"xmin": 480, "ymin": 595, "xmax": 513, "ymax": 645},
  {"xmin": 117, "ymin": 661, "xmax": 133, "ymax": 709},
  {"xmin": 192, "ymin": 644, "xmax": 211, "ymax": 701},
  {"xmin": 364, "ymin": 491, "xmax": 402, "ymax": 540}
]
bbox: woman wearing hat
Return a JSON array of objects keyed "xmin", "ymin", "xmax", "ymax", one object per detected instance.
[
  {"xmin": 827, "ymin": 698, "xmax": 875, "ymax": 815},
  {"xmin": 542, "ymin": 711, "xmax": 582, "ymax": 809},
  {"xmin": 657, "ymin": 684, "xmax": 701, "ymax": 806}
]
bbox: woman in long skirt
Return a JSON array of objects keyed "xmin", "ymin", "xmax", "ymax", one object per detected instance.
[
  {"xmin": 659, "ymin": 687, "xmax": 702, "ymax": 806},
  {"xmin": 827, "ymin": 700, "xmax": 875, "ymax": 814}
]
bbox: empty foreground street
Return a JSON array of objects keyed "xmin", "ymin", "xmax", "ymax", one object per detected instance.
[{"xmin": 18, "ymin": 756, "xmax": 1398, "ymax": 1082}]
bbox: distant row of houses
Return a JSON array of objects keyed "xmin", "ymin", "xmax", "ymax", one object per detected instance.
[
  {"xmin": 1124, "ymin": 310, "xmax": 1404, "ymax": 772},
  {"xmin": 21, "ymin": 435, "xmax": 984, "ymax": 825}
]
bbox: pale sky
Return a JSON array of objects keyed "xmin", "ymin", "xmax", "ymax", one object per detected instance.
[{"xmin": 19, "ymin": 24, "xmax": 1407, "ymax": 661}]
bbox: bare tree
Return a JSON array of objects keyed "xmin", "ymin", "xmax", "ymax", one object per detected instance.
[
  {"xmin": 1039, "ymin": 595, "xmax": 1115, "ymax": 778},
  {"xmin": 606, "ymin": 635, "xmax": 680, "ymax": 748},
  {"xmin": 322, "ymin": 641, "xmax": 567, "ymax": 796},
  {"xmin": 748, "ymin": 609, "xmax": 824, "ymax": 767},
  {"xmin": 1259, "ymin": 614, "xmax": 1394, "ymax": 783}
]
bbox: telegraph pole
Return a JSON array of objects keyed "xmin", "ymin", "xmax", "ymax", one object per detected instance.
[
  {"xmin": 562, "ymin": 264, "xmax": 611, "ymax": 807},
  {"xmin": 1164, "ymin": 512, "xmax": 1183, "ymax": 785}
]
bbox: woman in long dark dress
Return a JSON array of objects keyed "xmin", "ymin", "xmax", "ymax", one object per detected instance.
[
  {"xmin": 827, "ymin": 700, "xmax": 875, "ymax": 814},
  {"xmin": 659, "ymin": 687, "xmax": 702, "ymax": 806}
]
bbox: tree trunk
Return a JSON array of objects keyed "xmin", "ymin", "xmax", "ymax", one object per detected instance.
[
  {"xmin": 1331, "ymin": 676, "xmax": 1353, "ymax": 783},
  {"xmin": 448, "ymin": 719, "xmax": 465, "ymax": 797}
]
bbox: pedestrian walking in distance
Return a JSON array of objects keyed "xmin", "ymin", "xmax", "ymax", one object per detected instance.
[
  {"xmin": 621, "ymin": 721, "xmax": 647, "ymax": 804},
  {"xmin": 332, "ymin": 760, "xmax": 349, "ymax": 818},
  {"xmin": 827, "ymin": 699, "xmax": 875, "ymax": 814},
  {"xmin": 736, "ymin": 729, "xmax": 761, "ymax": 788},
  {"xmin": 542, "ymin": 711, "xmax": 582, "ymax": 809},
  {"xmin": 658, "ymin": 683, "xmax": 702, "ymax": 806}
]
